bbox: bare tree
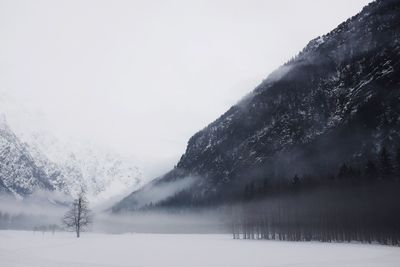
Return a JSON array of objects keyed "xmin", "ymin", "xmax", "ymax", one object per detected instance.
[{"xmin": 62, "ymin": 189, "xmax": 92, "ymax": 238}]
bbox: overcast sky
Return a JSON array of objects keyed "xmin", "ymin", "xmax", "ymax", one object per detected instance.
[{"xmin": 0, "ymin": 0, "xmax": 371, "ymax": 178}]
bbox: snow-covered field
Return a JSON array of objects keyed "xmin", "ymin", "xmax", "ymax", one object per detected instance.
[{"xmin": 1, "ymin": 230, "xmax": 400, "ymax": 267}]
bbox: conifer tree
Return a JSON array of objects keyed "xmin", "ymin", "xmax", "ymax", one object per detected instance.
[
  {"xmin": 379, "ymin": 147, "xmax": 393, "ymax": 180},
  {"xmin": 365, "ymin": 160, "xmax": 378, "ymax": 181}
]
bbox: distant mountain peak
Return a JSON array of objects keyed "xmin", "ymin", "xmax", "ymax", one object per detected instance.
[{"xmin": 0, "ymin": 111, "xmax": 143, "ymax": 204}]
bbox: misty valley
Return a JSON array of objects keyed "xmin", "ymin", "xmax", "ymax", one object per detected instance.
[{"xmin": 1, "ymin": 0, "xmax": 400, "ymax": 266}]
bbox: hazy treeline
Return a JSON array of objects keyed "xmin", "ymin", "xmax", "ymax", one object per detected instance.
[
  {"xmin": 33, "ymin": 224, "xmax": 62, "ymax": 234},
  {"xmin": 0, "ymin": 191, "xmax": 69, "ymax": 231},
  {"xmin": 231, "ymin": 147, "xmax": 400, "ymax": 246},
  {"xmin": 0, "ymin": 211, "xmax": 63, "ymax": 231}
]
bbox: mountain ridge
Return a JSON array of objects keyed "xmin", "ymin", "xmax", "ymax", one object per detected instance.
[
  {"xmin": 0, "ymin": 113, "xmax": 143, "ymax": 203},
  {"xmin": 0, "ymin": 116, "xmax": 55, "ymax": 196},
  {"xmin": 113, "ymin": 0, "xmax": 400, "ymax": 212}
]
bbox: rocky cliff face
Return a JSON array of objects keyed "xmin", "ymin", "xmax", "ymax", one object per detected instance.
[
  {"xmin": 22, "ymin": 131, "xmax": 143, "ymax": 203},
  {"xmin": 0, "ymin": 116, "xmax": 54, "ymax": 197},
  {"xmin": 114, "ymin": 0, "xmax": 400, "ymax": 211},
  {"xmin": 0, "ymin": 113, "xmax": 143, "ymax": 202}
]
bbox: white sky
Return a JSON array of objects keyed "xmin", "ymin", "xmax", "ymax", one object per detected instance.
[{"xmin": 0, "ymin": 0, "xmax": 371, "ymax": 178}]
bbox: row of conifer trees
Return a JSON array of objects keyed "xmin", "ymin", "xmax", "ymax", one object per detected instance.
[{"xmin": 231, "ymin": 147, "xmax": 400, "ymax": 246}]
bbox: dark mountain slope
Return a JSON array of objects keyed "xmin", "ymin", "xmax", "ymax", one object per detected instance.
[{"xmin": 114, "ymin": 0, "xmax": 400, "ymax": 212}]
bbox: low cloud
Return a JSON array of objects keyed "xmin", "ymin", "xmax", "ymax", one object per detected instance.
[
  {"xmin": 0, "ymin": 190, "xmax": 71, "ymax": 217},
  {"xmin": 127, "ymin": 176, "xmax": 199, "ymax": 209}
]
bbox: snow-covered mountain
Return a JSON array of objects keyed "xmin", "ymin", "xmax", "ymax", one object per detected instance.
[
  {"xmin": 0, "ymin": 108, "xmax": 143, "ymax": 204},
  {"xmin": 0, "ymin": 115, "xmax": 55, "ymax": 197},
  {"xmin": 21, "ymin": 130, "xmax": 143, "ymax": 204}
]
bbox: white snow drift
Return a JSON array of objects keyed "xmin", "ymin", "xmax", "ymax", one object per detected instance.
[{"xmin": 1, "ymin": 230, "xmax": 400, "ymax": 267}]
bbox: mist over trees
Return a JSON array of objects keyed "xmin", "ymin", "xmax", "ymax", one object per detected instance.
[{"xmin": 231, "ymin": 147, "xmax": 400, "ymax": 245}]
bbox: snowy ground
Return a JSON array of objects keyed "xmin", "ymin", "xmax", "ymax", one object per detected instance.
[{"xmin": 1, "ymin": 230, "xmax": 400, "ymax": 267}]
